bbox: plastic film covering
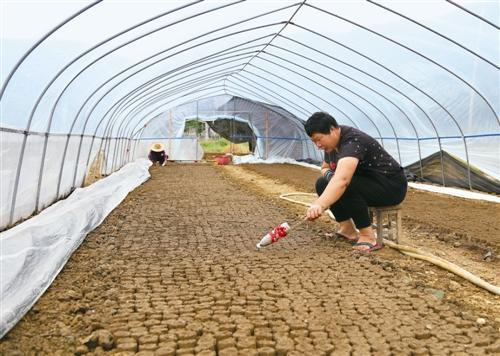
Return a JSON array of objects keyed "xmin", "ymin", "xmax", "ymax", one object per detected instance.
[
  {"xmin": 132, "ymin": 95, "xmax": 320, "ymax": 162},
  {"xmin": 1, "ymin": 0, "xmax": 499, "ymax": 230},
  {"xmin": 0, "ymin": 159, "xmax": 150, "ymax": 338}
]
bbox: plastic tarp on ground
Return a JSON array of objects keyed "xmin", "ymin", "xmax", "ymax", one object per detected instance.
[
  {"xmin": 232, "ymin": 155, "xmax": 500, "ymax": 203},
  {"xmin": 405, "ymin": 150, "xmax": 500, "ymax": 194},
  {"xmin": 0, "ymin": 159, "xmax": 150, "ymax": 338}
]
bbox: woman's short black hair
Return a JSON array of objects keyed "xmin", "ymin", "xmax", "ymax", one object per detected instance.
[{"xmin": 304, "ymin": 112, "xmax": 339, "ymax": 136}]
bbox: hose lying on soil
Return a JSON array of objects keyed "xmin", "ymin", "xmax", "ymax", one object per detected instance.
[{"xmin": 280, "ymin": 193, "xmax": 500, "ymax": 296}]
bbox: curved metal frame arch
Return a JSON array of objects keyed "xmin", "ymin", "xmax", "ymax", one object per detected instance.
[
  {"xmin": 105, "ymin": 77, "xmax": 244, "ymax": 172},
  {"xmin": 0, "ymin": 0, "xmax": 103, "ymax": 99},
  {"xmin": 257, "ymin": 52, "xmax": 401, "ymax": 162},
  {"xmin": 132, "ymin": 80, "xmax": 317, "ymax": 162},
  {"xmin": 228, "ymin": 73, "xmax": 318, "ymax": 117},
  {"xmin": 115, "ymin": 58, "xmax": 256, "ymax": 129},
  {"xmin": 33, "ymin": 0, "xmax": 211, "ymax": 211},
  {"xmin": 109, "ymin": 54, "xmax": 316, "ymax": 136},
  {"xmin": 292, "ymin": 24, "xmax": 469, "ymax": 187},
  {"xmin": 266, "ymin": 38, "xmax": 424, "ymax": 177},
  {"xmin": 126, "ymin": 81, "xmax": 310, "ymax": 144},
  {"xmin": 108, "ymin": 42, "xmax": 271, "ymax": 124},
  {"xmin": 223, "ymin": 79, "xmax": 318, "ymax": 158},
  {"xmin": 9, "ymin": 0, "xmax": 213, "ymax": 221},
  {"xmin": 13, "ymin": 1, "xmax": 296, "ymax": 220},
  {"xmin": 125, "ymin": 83, "xmax": 235, "ymax": 161},
  {"xmin": 63, "ymin": 27, "xmax": 283, "ymax": 190},
  {"xmin": 368, "ymin": 0, "xmax": 498, "ymax": 69},
  {"xmin": 222, "ymin": 82, "xmax": 318, "ymax": 158},
  {"xmin": 110, "ymin": 72, "xmax": 244, "ymax": 171},
  {"xmin": 130, "ymin": 84, "xmax": 228, "ymax": 139},
  {"xmin": 305, "ymin": 3, "xmax": 498, "ymax": 121},
  {"xmin": 130, "ymin": 83, "xmax": 318, "ymax": 163},
  {"xmin": 129, "ymin": 88, "xmax": 227, "ymax": 161},
  {"xmin": 88, "ymin": 60, "xmax": 263, "ymax": 177},
  {"xmin": 128, "ymin": 80, "xmax": 308, "ymax": 142},
  {"xmin": 245, "ymin": 62, "xmax": 366, "ymax": 131},
  {"xmin": 94, "ymin": 75, "xmax": 234, "ymax": 179},
  {"xmin": 87, "ymin": 36, "xmax": 278, "ymax": 173},
  {"xmin": 49, "ymin": 23, "xmax": 284, "ymax": 203},
  {"xmin": 112, "ymin": 77, "xmax": 234, "ymax": 170},
  {"xmin": 446, "ymin": 0, "xmax": 500, "ymax": 29},
  {"xmin": 4, "ymin": 0, "xmax": 494, "ymax": 226}
]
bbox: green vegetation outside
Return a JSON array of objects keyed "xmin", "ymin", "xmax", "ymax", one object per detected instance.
[
  {"xmin": 199, "ymin": 138, "xmax": 230, "ymax": 153},
  {"xmin": 200, "ymin": 138, "xmax": 250, "ymax": 155}
]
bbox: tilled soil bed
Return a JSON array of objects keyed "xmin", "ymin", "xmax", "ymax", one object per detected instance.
[{"xmin": 1, "ymin": 162, "xmax": 499, "ymax": 355}]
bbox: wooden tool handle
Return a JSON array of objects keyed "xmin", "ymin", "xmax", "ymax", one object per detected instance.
[{"xmin": 289, "ymin": 217, "xmax": 308, "ymax": 231}]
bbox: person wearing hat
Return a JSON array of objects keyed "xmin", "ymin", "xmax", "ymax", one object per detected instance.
[{"xmin": 148, "ymin": 143, "xmax": 168, "ymax": 166}]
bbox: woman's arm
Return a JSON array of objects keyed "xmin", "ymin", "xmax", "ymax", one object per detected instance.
[{"xmin": 307, "ymin": 157, "xmax": 359, "ymax": 220}]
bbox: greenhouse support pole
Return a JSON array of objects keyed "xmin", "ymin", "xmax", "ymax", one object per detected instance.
[
  {"xmin": 131, "ymin": 126, "xmax": 146, "ymax": 162},
  {"xmin": 34, "ymin": 132, "xmax": 51, "ymax": 212},
  {"xmin": 119, "ymin": 134, "xmax": 131, "ymax": 169},
  {"xmin": 249, "ymin": 113, "xmax": 261, "ymax": 159},
  {"xmin": 119, "ymin": 137, "xmax": 129, "ymax": 167},
  {"xmin": 104, "ymin": 136, "xmax": 116, "ymax": 175},
  {"xmin": 8, "ymin": 131, "xmax": 29, "ymax": 226},
  {"xmin": 97, "ymin": 135, "xmax": 111, "ymax": 177},
  {"xmin": 103, "ymin": 136, "xmax": 114, "ymax": 176},
  {"xmin": 232, "ymin": 99, "xmax": 236, "ymax": 155},
  {"xmin": 123, "ymin": 138, "xmax": 133, "ymax": 167},
  {"xmin": 115, "ymin": 136, "xmax": 124, "ymax": 171},
  {"xmin": 111, "ymin": 135, "xmax": 124, "ymax": 172},
  {"xmin": 196, "ymin": 100, "xmax": 199, "ymax": 161},
  {"xmin": 438, "ymin": 138, "xmax": 446, "ymax": 186},
  {"xmin": 70, "ymin": 134, "xmax": 86, "ymax": 193},
  {"xmin": 131, "ymin": 138, "xmax": 138, "ymax": 162},
  {"xmin": 168, "ymin": 110, "xmax": 173, "ymax": 157},
  {"xmin": 106, "ymin": 137, "xmax": 115, "ymax": 173},
  {"xmin": 463, "ymin": 137, "xmax": 472, "ymax": 190},
  {"xmin": 110, "ymin": 134, "xmax": 121, "ymax": 172},
  {"xmin": 265, "ymin": 111, "xmax": 269, "ymax": 160},
  {"xmin": 116, "ymin": 136, "xmax": 125, "ymax": 171}
]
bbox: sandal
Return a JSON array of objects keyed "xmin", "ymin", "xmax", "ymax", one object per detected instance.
[
  {"xmin": 352, "ymin": 241, "xmax": 384, "ymax": 253},
  {"xmin": 335, "ymin": 233, "xmax": 358, "ymax": 244}
]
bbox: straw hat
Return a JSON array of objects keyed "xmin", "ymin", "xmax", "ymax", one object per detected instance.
[{"xmin": 151, "ymin": 143, "xmax": 164, "ymax": 152}]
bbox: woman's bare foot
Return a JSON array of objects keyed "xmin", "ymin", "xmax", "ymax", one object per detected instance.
[
  {"xmin": 352, "ymin": 226, "xmax": 381, "ymax": 252},
  {"xmin": 337, "ymin": 219, "xmax": 358, "ymax": 241}
]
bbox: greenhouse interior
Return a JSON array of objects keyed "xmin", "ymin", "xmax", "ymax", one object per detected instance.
[{"xmin": 1, "ymin": 0, "xmax": 499, "ymax": 353}]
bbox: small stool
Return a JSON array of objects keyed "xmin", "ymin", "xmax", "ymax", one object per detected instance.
[{"xmin": 369, "ymin": 205, "xmax": 402, "ymax": 244}]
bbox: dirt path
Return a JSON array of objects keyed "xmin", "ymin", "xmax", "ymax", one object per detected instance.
[{"xmin": 1, "ymin": 163, "xmax": 499, "ymax": 355}]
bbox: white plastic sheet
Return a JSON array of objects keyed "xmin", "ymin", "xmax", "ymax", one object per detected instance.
[
  {"xmin": 233, "ymin": 155, "xmax": 500, "ymax": 203},
  {"xmin": 0, "ymin": 158, "xmax": 151, "ymax": 338}
]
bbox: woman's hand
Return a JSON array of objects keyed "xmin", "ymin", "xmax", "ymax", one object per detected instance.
[{"xmin": 306, "ymin": 202, "xmax": 325, "ymax": 220}]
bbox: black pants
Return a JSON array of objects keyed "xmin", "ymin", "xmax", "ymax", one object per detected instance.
[
  {"xmin": 151, "ymin": 157, "xmax": 165, "ymax": 165},
  {"xmin": 315, "ymin": 169, "xmax": 407, "ymax": 229}
]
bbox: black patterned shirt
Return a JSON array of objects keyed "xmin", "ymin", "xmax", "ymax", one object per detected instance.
[{"xmin": 324, "ymin": 125, "xmax": 401, "ymax": 175}]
